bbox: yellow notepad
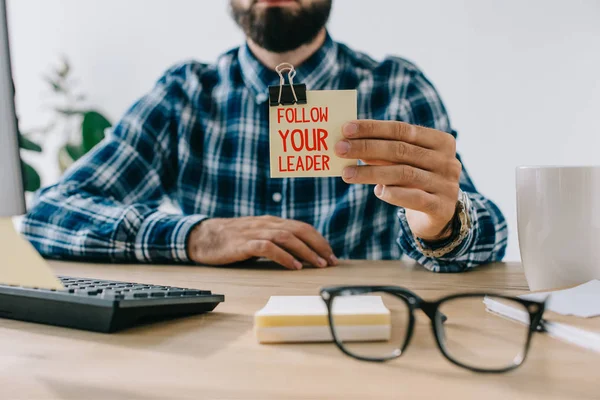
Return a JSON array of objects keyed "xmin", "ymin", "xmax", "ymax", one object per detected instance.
[{"xmin": 254, "ymin": 296, "xmax": 391, "ymax": 343}]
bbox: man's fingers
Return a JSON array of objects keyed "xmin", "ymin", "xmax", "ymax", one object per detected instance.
[
  {"xmin": 373, "ymin": 185, "xmax": 440, "ymax": 212},
  {"xmin": 260, "ymin": 230, "xmax": 328, "ymax": 268},
  {"xmin": 249, "ymin": 218, "xmax": 336, "ymax": 266},
  {"xmin": 342, "ymin": 120, "xmax": 455, "ymax": 152},
  {"xmin": 288, "ymin": 221, "xmax": 336, "ymax": 265},
  {"xmin": 245, "ymin": 240, "xmax": 302, "ymax": 270},
  {"xmin": 335, "ymin": 139, "xmax": 444, "ymax": 172},
  {"xmin": 342, "ymin": 164, "xmax": 450, "ymax": 194}
]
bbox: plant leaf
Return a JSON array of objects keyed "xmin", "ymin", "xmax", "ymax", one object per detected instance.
[
  {"xmin": 18, "ymin": 132, "xmax": 43, "ymax": 152},
  {"xmin": 65, "ymin": 143, "xmax": 85, "ymax": 161},
  {"xmin": 58, "ymin": 144, "xmax": 86, "ymax": 173},
  {"xmin": 58, "ymin": 146, "xmax": 72, "ymax": 173},
  {"xmin": 57, "ymin": 56, "xmax": 70, "ymax": 78},
  {"xmin": 55, "ymin": 107, "xmax": 87, "ymax": 116},
  {"xmin": 81, "ymin": 111, "xmax": 111, "ymax": 153},
  {"xmin": 21, "ymin": 161, "xmax": 41, "ymax": 192},
  {"xmin": 43, "ymin": 75, "xmax": 64, "ymax": 93}
]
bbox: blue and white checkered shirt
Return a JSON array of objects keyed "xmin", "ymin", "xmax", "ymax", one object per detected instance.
[{"xmin": 22, "ymin": 34, "xmax": 507, "ymax": 272}]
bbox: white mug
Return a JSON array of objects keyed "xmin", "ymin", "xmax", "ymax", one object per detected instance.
[{"xmin": 516, "ymin": 166, "xmax": 600, "ymax": 291}]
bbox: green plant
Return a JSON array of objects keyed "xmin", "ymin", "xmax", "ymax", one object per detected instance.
[
  {"xmin": 57, "ymin": 109, "xmax": 112, "ymax": 172},
  {"xmin": 18, "ymin": 132, "xmax": 42, "ymax": 192},
  {"xmin": 41, "ymin": 58, "xmax": 112, "ymax": 172}
]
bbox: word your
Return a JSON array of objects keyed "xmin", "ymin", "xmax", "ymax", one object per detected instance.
[
  {"xmin": 277, "ymin": 127, "xmax": 330, "ymax": 172},
  {"xmin": 278, "ymin": 128, "xmax": 328, "ymax": 152}
]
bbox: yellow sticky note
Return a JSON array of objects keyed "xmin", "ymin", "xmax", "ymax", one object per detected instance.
[
  {"xmin": 254, "ymin": 296, "xmax": 391, "ymax": 344},
  {"xmin": 269, "ymin": 90, "xmax": 357, "ymax": 178},
  {"xmin": 0, "ymin": 218, "xmax": 64, "ymax": 290}
]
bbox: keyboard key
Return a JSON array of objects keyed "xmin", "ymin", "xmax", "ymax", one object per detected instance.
[
  {"xmin": 133, "ymin": 292, "xmax": 148, "ymax": 298},
  {"xmin": 167, "ymin": 291, "xmax": 185, "ymax": 297},
  {"xmin": 150, "ymin": 292, "xmax": 166, "ymax": 297}
]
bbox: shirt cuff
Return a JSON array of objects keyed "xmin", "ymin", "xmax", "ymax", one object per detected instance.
[
  {"xmin": 397, "ymin": 205, "xmax": 476, "ymax": 261},
  {"xmin": 134, "ymin": 212, "xmax": 209, "ymax": 263}
]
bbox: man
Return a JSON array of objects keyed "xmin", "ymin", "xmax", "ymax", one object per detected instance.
[{"xmin": 22, "ymin": 0, "xmax": 507, "ymax": 272}]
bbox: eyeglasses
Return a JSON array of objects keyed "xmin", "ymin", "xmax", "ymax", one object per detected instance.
[{"xmin": 319, "ymin": 286, "xmax": 546, "ymax": 373}]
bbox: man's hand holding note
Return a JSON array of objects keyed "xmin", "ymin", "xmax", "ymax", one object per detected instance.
[{"xmin": 335, "ymin": 120, "xmax": 462, "ymax": 241}]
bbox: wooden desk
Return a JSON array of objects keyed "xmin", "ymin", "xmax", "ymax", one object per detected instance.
[{"xmin": 0, "ymin": 260, "xmax": 598, "ymax": 400}]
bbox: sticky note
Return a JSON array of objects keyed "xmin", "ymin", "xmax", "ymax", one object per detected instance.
[
  {"xmin": 0, "ymin": 217, "xmax": 64, "ymax": 290},
  {"xmin": 269, "ymin": 90, "xmax": 357, "ymax": 178},
  {"xmin": 254, "ymin": 295, "xmax": 391, "ymax": 344}
]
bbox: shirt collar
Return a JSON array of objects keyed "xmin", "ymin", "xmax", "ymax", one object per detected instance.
[{"xmin": 238, "ymin": 32, "xmax": 339, "ymax": 104}]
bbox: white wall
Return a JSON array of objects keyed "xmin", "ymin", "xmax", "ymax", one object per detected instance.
[{"xmin": 7, "ymin": 0, "xmax": 600, "ymax": 261}]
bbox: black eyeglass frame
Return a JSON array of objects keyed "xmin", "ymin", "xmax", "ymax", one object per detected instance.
[{"xmin": 320, "ymin": 285, "xmax": 546, "ymax": 373}]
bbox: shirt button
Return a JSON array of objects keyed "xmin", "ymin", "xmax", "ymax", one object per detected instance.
[{"xmin": 272, "ymin": 192, "xmax": 282, "ymax": 203}]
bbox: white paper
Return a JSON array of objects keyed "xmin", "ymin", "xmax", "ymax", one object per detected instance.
[
  {"xmin": 484, "ymin": 296, "xmax": 600, "ymax": 354},
  {"xmin": 255, "ymin": 295, "xmax": 389, "ymax": 317},
  {"xmin": 520, "ymin": 280, "xmax": 600, "ymax": 318}
]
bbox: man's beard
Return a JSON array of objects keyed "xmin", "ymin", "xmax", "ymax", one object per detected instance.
[{"xmin": 231, "ymin": 0, "xmax": 332, "ymax": 53}]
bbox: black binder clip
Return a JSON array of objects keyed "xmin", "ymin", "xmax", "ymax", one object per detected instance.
[{"xmin": 269, "ymin": 63, "xmax": 307, "ymax": 106}]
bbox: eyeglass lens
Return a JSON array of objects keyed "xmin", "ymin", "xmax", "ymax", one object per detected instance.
[
  {"xmin": 329, "ymin": 292, "xmax": 532, "ymax": 371},
  {"xmin": 330, "ymin": 292, "xmax": 410, "ymax": 360},
  {"xmin": 436, "ymin": 295, "xmax": 531, "ymax": 370}
]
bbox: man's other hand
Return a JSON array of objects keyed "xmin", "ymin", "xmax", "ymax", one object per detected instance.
[
  {"xmin": 335, "ymin": 120, "xmax": 461, "ymax": 241},
  {"xmin": 187, "ymin": 216, "xmax": 337, "ymax": 270}
]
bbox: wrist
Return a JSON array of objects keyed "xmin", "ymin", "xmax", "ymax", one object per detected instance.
[
  {"xmin": 421, "ymin": 215, "xmax": 456, "ymax": 243},
  {"xmin": 412, "ymin": 190, "xmax": 473, "ymax": 258},
  {"xmin": 186, "ymin": 218, "xmax": 215, "ymax": 263}
]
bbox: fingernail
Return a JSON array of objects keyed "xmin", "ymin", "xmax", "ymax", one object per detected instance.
[
  {"xmin": 293, "ymin": 260, "xmax": 303, "ymax": 270},
  {"xmin": 342, "ymin": 166, "xmax": 356, "ymax": 180},
  {"xmin": 335, "ymin": 140, "xmax": 350, "ymax": 155},
  {"xmin": 329, "ymin": 255, "xmax": 338, "ymax": 265},
  {"xmin": 317, "ymin": 257, "xmax": 328, "ymax": 268},
  {"xmin": 374, "ymin": 184, "xmax": 384, "ymax": 197},
  {"xmin": 343, "ymin": 122, "xmax": 358, "ymax": 137}
]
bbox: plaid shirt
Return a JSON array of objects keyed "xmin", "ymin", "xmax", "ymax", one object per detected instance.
[{"xmin": 22, "ymin": 34, "xmax": 507, "ymax": 272}]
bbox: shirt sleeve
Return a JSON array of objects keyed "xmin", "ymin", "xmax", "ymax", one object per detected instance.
[
  {"xmin": 21, "ymin": 64, "xmax": 208, "ymax": 263},
  {"xmin": 395, "ymin": 67, "xmax": 508, "ymax": 272}
]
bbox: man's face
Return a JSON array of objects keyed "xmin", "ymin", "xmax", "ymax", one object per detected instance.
[{"xmin": 231, "ymin": 0, "xmax": 332, "ymax": 53}]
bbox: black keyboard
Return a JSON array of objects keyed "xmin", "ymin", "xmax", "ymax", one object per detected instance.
[{"xmin": 0, "ymin": 276, "xmax": 224, "ymax": 333}]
